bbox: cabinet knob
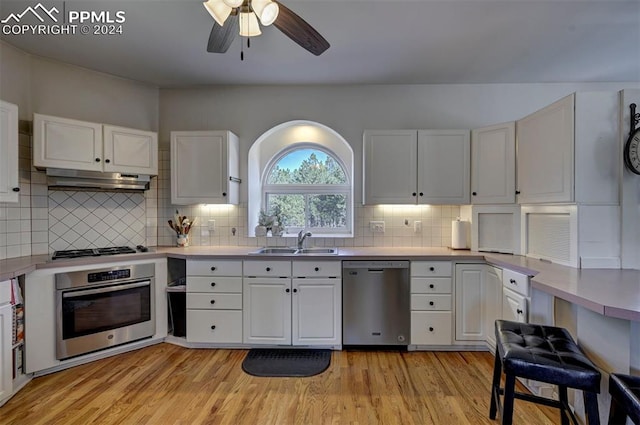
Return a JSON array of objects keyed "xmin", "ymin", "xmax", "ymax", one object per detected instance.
[
  {"xmin": 12, "ymin": 187, "xmax": 19, "ymax": 192},
  {"xmin": 105, "ymin": 159, "xmax": 111, "ymax": 163},
  {"xmin": 429, "ymin": 327, "xmax": 434, "ymax": 332},
  {"xmin": 266, "ymin": 267, "xmax": 271, "ymax": 272},
  {"xmin": 510, "ymin": 279, "xmax": 516, "ymax": 284},
  {"xmin": 293, "ymin": 288, "xmax": 298, "ymax": 293},
  {"xmin": 412, "ymin": 192, "xmax": 417, "ymax": 197},
  {"xmin": 515, "ymin": 190, "xmax": 521, "ymax": 195},
  {"xmin": 285, "ymin": 288, "xmax": 290, "ymax": 293},
  {"xmin": 95, "ymin": 158, "xmax": 101, "ymax": 162},
  {"xmin": 429, "ymin": 267, "xmax": 435, "ymax": 272},
  {"xmin": 419, "ymin": 192, "xmax": 424, "ymax": 196},
  {"xmin": 429, "ymin": 284, "xmax": 434, "ymax": 289},
  {"xmin": 472, "ymin": 191, "xmax": 477, "ymax": 196},
  {"xmin": 222, "ymin": 192, "xmax": 227, "ymax": 197},
  {"xmin": 210, "ymin": 299, "xmax": 216, "ymax": 304},
  {"xmin": 516, "ymin": 309, "xmax": 523, "ymax": 315},
  {"xmin": 210, "ymin": 282, "xmax": 216, "ymax": 287},
  {"xmin": 211, "ymin": 325, "xmax": 216, "ymax": 330},
  {"xmin": 211, "ymin": 266, "xmax": 217, "ymax": 271},
  {"xmin": 314, "ymin": 267, "xmax": 319, "ymax": 272},
  {"xmin": 429, "ymin": 301, "xmax": 434, "ymax": 306}
]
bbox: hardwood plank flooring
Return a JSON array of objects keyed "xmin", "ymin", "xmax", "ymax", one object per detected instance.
[{"xmin": 0, "ymin": 344, "xmax": 559, "ymax": 425}]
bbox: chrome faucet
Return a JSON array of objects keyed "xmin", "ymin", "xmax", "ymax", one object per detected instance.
[{"xmin": 297, "ymin": 230, "xmax": 312, "ymax": 249}]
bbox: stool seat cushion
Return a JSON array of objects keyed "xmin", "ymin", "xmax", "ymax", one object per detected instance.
[
  {"xmin": 610, "ymin": 373, "xmax": 640, "ymax": 417},
  {"xmin": 495, "ymin": 320, "xmax": 601, "ymax": 392}
]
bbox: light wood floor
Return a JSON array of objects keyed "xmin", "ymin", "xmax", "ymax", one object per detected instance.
[{"xmin": 1, "ymin": 344, "xmax": 558, "ymax": 425}]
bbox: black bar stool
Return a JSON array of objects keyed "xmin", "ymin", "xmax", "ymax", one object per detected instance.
[
  {"xmin": 490, "ymin": 320, "xmax": 601, "ymax": 425},
  {"xmin": 608, "ymin": 373, "xmax": 640, "ymax": 424}
]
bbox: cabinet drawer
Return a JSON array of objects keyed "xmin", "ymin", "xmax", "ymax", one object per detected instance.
[
  {"xmin": 411, "ymin": 261, "xmax": 452, "ymax": 277},
  {"xmin": 411, "ymin": 294, "xmax": 452, "ymax": 311},
  {"xmin": 502, "ymin": 269, "xmax": 530, "ymax": 297},
  {"xmin": 187, "ymin": 259, "xmax": 242, "ymax": 276},
  {"xmin": 411, "ymin": 311, "xmax": 452, "ymax": 345},
  {"xmin": 411, "ymin": 277, "xmax": 452, "ymax": 294},
  {"xmin": 186, "ymin": 310, "xmax": 242, "ymax": 343},
  {"xmin": 292, "ymin": 261, "xmax": 341, "ymax": 277},
  {"xmin": 243, "ymin": 260, "xmax": 291, "ymax": 277},
  {"xmin": 187, "ymin": 293, "xmax": 242, "ymax": 310},
  {"xmin": 187, "ymin": 276, "xmax": 242, "ymax": 293},
  {"xmin": 0, "ymin": 280, "xmax": 11, "ymax": 305}
]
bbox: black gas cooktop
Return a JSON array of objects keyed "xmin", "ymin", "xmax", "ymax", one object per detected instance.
[{"xmin": 52, "ymin": 246, "xmax": 137, "ymax": 260}]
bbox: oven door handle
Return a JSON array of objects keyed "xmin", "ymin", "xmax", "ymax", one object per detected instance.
[{"xmin": 62, "ymin": 280, "xmax": 150, "ymax": 298}]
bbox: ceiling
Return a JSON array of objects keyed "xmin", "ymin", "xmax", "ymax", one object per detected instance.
[{"xmin": 1, "ymin": 0, "xmax": 639, "ymax": 87}]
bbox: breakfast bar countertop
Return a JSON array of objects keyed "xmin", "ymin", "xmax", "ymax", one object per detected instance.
[{"xmin": 2, "ymin": 246, "xmax": 639, "ymax": 322}]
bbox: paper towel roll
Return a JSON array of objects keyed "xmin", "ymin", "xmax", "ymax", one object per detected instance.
[{"xmin": 451, "ymin": 220, "xmax": 468, "ymax": 249}]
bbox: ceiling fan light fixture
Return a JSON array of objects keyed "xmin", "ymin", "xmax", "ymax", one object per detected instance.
[
  {"xmin": 203, "ymin": 0, "xmax": 232, "ymax": 26},
  {"xmin": 251, "ymin": 0, "xmax": 279, "ymax": 26},
  {"xmin": 223, "ymin": 0, "xmax": 244, "ymax": 8},
  {"xmin": 239, "ymin": 11, "xmax": 262, "ymax": 37}
]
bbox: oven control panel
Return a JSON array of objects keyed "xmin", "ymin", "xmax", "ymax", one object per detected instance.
[{"xmin": 88, "ymin": 269, "xmax": 131, "ymax": 283}]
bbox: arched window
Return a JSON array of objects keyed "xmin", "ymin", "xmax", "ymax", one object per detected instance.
[
  {"xmin": 248, "ymin": 121, "xmax": 353, "ymax": 237},
  {"xmin": 263, "ymin": 145, "xmax": 350, "ymax": 233}
]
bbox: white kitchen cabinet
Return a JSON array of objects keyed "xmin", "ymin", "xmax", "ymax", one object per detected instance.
[
  {"xmin": 410, "ymin": 261, "xmax": 453, "ymax": 346},
  {"xmin": 243, "ymin": 260, "xmax": 341, "ymax": 347},
  {"xmin": 516, "ymin": 91, "xmax": 619, "ymax": 204},
  {"xmin": 0, "ymin": 281, "xmax": 12, "ymax": 406},
  {"xmin": 454, "ymin": 264, "xmax": 485, "ymax": 341},
  {"xmin": 103, "ymin": 125, "xmax": 158, "ymax": 175},
  {"xmin": 33, "ymin": 114, "xmax": 158, "ymax": 175},
  {"xmin": 363, "ymin": 129, "xmax": 470, "ymax": 205},
  {"xmin": 471, "ymin": 122, "xmax": 515, "ymax": 204},
  {"xmin": 0, "ymin": 101, "xmax": 19, "ymax": 203},
  {"xmin": 171, "ymin": 131, "xmax": 240, "ymax": 205},
  {"xmin": 501, "ymin": 269, "xmax": 530, "ymax": 323},
  {"xmin": 186, "ymin": 259, "xmax": 243, "ymax": 344},
  {"xmin": 483, "ymin": 266, "xmax": 502, "ymax": 349}
]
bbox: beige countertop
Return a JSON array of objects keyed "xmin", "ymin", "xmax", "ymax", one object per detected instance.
[{"xmin": 2, "ymin": 246, "xmax": 639, "ymax": 321}]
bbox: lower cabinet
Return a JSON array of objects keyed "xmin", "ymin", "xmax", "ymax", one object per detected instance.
[
  {"xmin": 186, "ymin": 310, "xmax": 242, "ymax": 343},
  {"xmin": 292, "ymin": 278, "xmax": 341, "ymax": 346},
  {"xmin": 0, "ymin": 294, "xmax": 12, "ymax": 405},
  {"xmin": 410, "ymin": 311, "xmax": 452, "ymax": 345},
  {"xmin": 410, "ymin": 261, "xmax": 453, "ymax": 346},
  {"xmin": 243, "ymin": 277, "xmax": 292, "ymax": 345}
]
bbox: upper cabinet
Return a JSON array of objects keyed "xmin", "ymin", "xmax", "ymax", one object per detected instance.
[
  {"xmin": 516, "ymin": 92, "xmax": 619, "ymax": 204},
  {"xmin": 0, "ymin": 101, "xmax": 19, "ymax": 203},
  {"xmin": 363, "ymin": 129, "xmax": 470, "ymax": 205},
  {"xmin": 170, "ymin": 131, "xmax": 240, "ymax": 205},
  {"xmin": 471, "ymin": 122, "xmax": 515, "ymax": 204},
  {"xmin": 33, "ymin": 114, "xmax": 158, "ymax": 175}
]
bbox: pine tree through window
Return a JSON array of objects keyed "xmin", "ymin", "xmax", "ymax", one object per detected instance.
[{"xmin": 264, "ymin": 147, "xmax": 349, "ymax": 234}]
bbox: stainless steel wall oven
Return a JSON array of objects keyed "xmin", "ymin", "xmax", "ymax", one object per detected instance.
[{"xmin": 55, "ymin": 263, "xmax": 155, "ymax": 360}]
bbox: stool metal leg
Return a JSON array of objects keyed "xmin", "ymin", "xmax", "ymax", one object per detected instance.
[
  {"xmin": 559, "ymin": 386, "xmax": 570, "ymax": 425},
  {"xmin": 583, "ymin": 391, "xmax": 600, "ymax": 425},
  {"xmin": 490, "ymin": 347, "xmax": 502, "ymax": 420},
  {"xmin": 502, "ymin": 374, "xmax": 516, "ymax": 425}
]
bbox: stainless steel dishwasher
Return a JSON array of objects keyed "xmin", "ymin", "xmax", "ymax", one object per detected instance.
[{"xmin": 342, "ymin": 260, "xmax": 410, "ymax": 346}]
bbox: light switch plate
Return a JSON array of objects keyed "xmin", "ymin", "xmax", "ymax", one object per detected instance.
[
  {"xmin": 208, "ymin": 220, "xmax": 216, "ymax": 231},
  {"xmin": 414, "ymin": 221, "xmax": 422, "ymax": 233},
  {"xmin": 369, "ymin": 221, "xmax": 385, "ymax": 233}
]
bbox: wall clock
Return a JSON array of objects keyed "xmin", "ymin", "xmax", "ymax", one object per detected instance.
[{"xmin": 624, "ymin": 103, "xmax": 640, "ymax": 175}]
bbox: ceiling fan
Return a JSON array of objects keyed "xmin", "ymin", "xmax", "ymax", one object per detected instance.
[{"xmin": 203, "ymin": 0, "xmax": 330, "ymax": 57}]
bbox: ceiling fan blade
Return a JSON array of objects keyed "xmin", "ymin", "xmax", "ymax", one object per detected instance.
[
  {"xmin": 273, "ymin": 2, "xmax": 329, "ymax": 56},
  {"xmin": 207, "ymin": 14, "xmax": 238, "ymax": 53}
]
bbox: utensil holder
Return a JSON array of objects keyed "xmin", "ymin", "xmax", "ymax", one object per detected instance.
[{"xmin": 177, "ymin": 234, "xmax": 189, "ymax": 247}]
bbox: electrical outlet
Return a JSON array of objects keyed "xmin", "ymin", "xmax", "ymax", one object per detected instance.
[
  {"xmin": 369, "ymin": 221, "xmax": 385, "ymax": 233},
  {"xmin": 414, "ymin": 220, "xmax": 422, "ymax": 233},
  {"xmin": 208, "ymin": 220, "xmax": 216, "ymax": 231}
]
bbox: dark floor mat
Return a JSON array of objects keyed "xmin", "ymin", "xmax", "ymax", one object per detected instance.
[{"xmin": 241, "ymin": 348, "xmax": 331, "ymax": 377}]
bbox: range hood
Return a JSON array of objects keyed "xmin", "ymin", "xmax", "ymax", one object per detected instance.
[{"xmin": 46, "ymin": 168, "xmax": 151, "ymax": 192}]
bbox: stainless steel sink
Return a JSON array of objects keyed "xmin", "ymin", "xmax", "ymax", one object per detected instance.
[
  {"xmin": 249, "ymin": 247, "xmax": 338, "ymax": 255},
  {"xmin": 297, "ymin": 248, "xmax": 338, "ymax": 255}
]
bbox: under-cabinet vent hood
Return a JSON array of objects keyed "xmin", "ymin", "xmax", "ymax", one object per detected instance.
[{"xmin": 46, "ymin": 168, "xmax": 151, "ymax": 192}]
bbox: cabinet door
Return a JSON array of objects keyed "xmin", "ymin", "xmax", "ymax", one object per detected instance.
[
  {"xmin": 171, "ymin": 131, "xmax": 234, "ymax": 205},
  {"xmin": 417, "ymin": 130, "xmax": 470, "ymax": 204},
  {"xmin": 103, "ymin": 125, "xmax": 158, "ymax": 175},
  {"xmin": 483, "ymin": 266, "xmax": 502, "ymax": 349},
  {"xmin": 471, "ymin": 122, "xmax": 515, "ymax": 204},
  {"xmin": 363, "ymin": 130, "xmax": 418, "ymax": 204},
  {"xmin": 186, "ymin": 310, "xmax": 242, "ymax": 343},
  {"xmin": 243, "ymin": 278, "xmax": 291, "ymax": 345},
  {"xmin": 0, "ymin": 303, "xmax": 12, "ymax": 405},
  {"xmin": 0, "ymin": 101, "xmax": 19, "ymax": 203},
  {"xmin": 455, "ymin": 264, "xmax": 485, "ymax": 341},
  {"xmin": 33, "ymin": 114, "xmax": 103, "ymax": 172},
  {"xmin": 502, "ymin": 287, "xmax": 528, "ymax": 323},
  {"xmin": 292, "ymin": 279, "xmax": 341, "ymax": 346},
  {"xmin": 516, "ymin": 94, "xmax": 574, "ymax": 203}
]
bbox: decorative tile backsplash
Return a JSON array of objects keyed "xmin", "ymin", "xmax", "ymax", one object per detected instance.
[{"xmin": 48, "ymin": 191, "xmax": 146, "ymax": 252}]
